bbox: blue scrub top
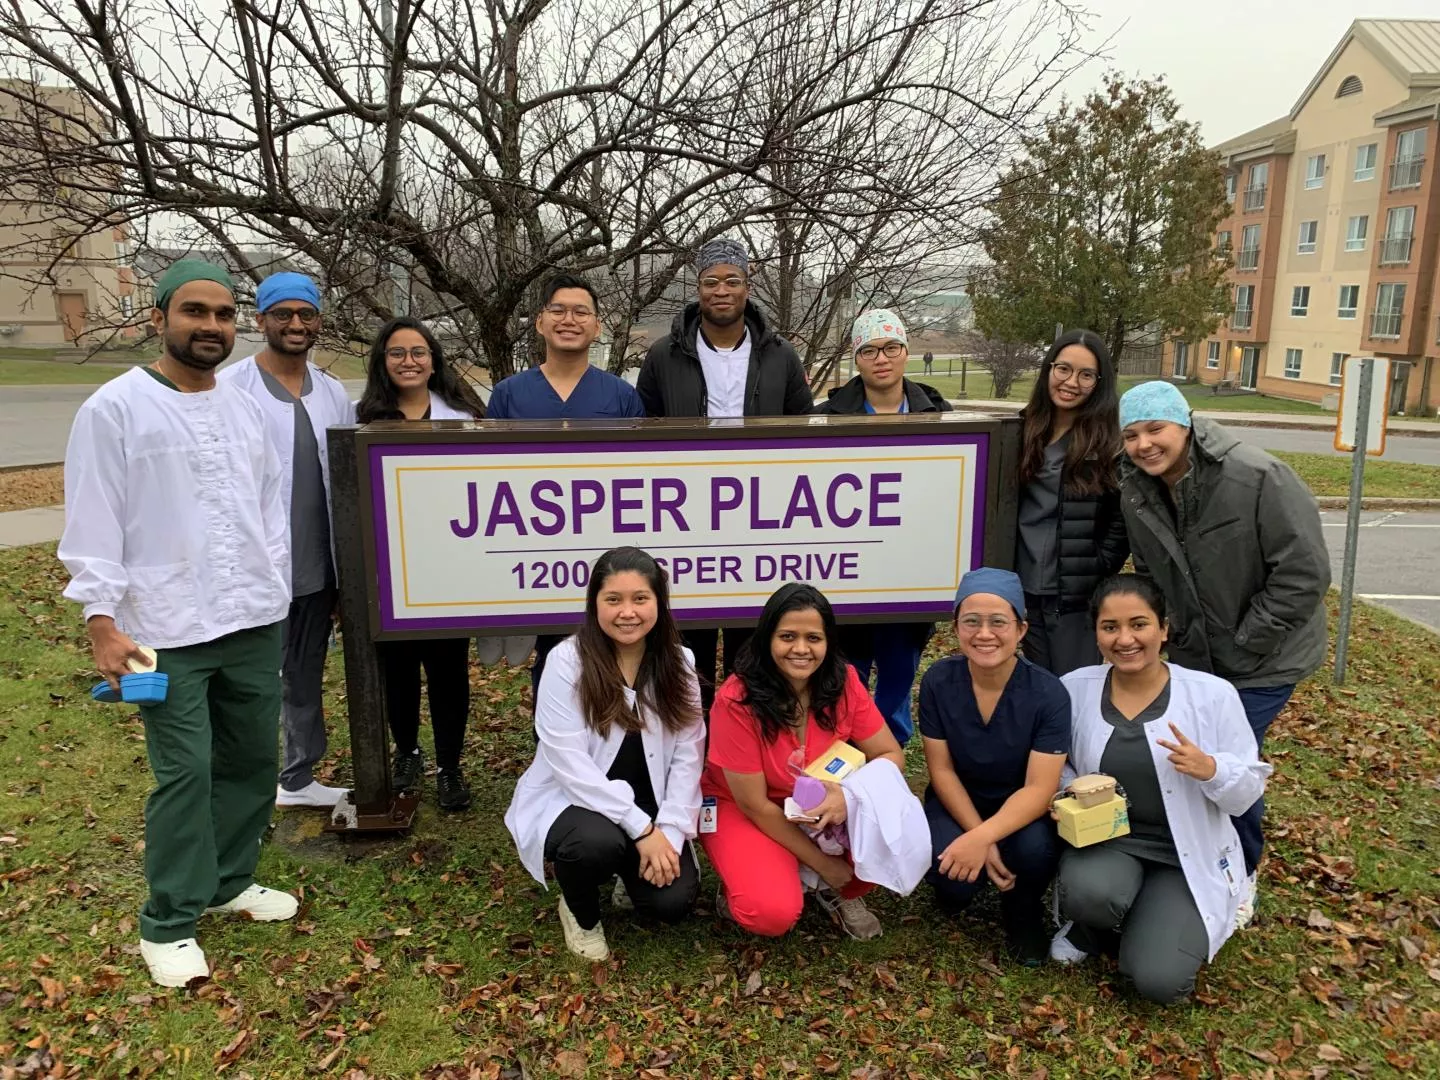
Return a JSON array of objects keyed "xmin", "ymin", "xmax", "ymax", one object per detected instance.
[
  {"xmin": 918, "ymin": 655, "xmax": 1070, "ymax": 808},
  {"xmin": 486, "ymin": 365, "xmax": 644, "ymax": 419}
]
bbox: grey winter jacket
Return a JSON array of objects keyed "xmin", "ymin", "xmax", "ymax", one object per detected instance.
[{"xmin": 1117, "ymin": 417, "xmax": 1330, "ymax": 689}]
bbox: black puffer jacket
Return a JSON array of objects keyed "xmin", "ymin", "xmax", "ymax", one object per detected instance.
[
  {"xmin": 1053, "ymin": 481, "xmax": 1129, "ymax": 613},
  {"xmin": 816, "ymin": 375, "xmax": 948, "ymax": 414},
  {"xmin": 637, "ymin": 301, "xmax": 812, "ymax": 417}
]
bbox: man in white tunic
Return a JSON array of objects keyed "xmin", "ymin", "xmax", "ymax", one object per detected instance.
[
  {"xmin": 58, "ymin": 259, "xmax": 298, "ymax": 987},
  {"xmin": 219, "ymin": 272, "xmax": 353, "ymax": 809}
]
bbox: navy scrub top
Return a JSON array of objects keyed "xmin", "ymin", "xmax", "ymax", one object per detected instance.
[
  {"xmin": 486, "ymin": 365, "xmax": 644, "ymax": 419},
  {"xmin": 918, "ymin": 654, "xmax": 1071, "ymax": 808}
]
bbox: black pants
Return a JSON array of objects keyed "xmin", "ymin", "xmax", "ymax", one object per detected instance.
[
  {"xmin": 380, "ymin": 638, "xmax": 470, "ymax": 771},
  {"xmin": 682, "ymin": 627, "xmax": 751, "ymax": 712},
  {"xmin": 528, "ymin": 634, "xmax": 567, "ymax": 716},
  {"xmin": 925, "ymin": 792, "xmax": 1059, "ymax": 933},
  {"xmin": 1021, "ymin": 595, "xmax": 1100, "ymax": 677},
  {"xmin": 543, "ymin": 806, "xmax": 699, "ymax": 930}
]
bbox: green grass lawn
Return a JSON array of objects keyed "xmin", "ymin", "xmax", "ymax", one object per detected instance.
[
  {"xmin": 1275, "ymin": 452, "xmax": 1440, "ymax": 499},
  {"xmin": 2, "ymin": 543, "xmax": 1437, "ymax": 1078},
  {"xmin": 0, "ymin": 356, "xmax": 147, "ymax": 386}
]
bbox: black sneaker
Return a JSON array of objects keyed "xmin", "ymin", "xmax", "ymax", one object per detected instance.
[
  {"xmin": 435, "ymin": 767, "xmax": 472, "ymax": 812},
  {"xmin": 392, "ymin": 748, "xmax": 424, "ymax": 794},
  {"xmin": 1004, "ymin": 921, "xmax": 1051, "ymax": 967}
]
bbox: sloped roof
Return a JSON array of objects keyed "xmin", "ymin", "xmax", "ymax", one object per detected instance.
[
  {"xmin": 1291, "ymin": 19, "xmax": 1440, "ymax": 119},
  {"xmin": 1374, "ymin": 86, "xmax": 1440, "ymax": 124},
  {"xmin": 1212, "ymin": 115, "xmax": 1295, "ymax": 163}
]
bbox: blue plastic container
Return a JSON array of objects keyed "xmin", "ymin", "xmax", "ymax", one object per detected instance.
[{"xmin": 91, "ymin": 671, "xmax": 169, "ymax": 705}]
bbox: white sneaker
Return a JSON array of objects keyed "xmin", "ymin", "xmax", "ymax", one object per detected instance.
[
  {"xmin": 611, "ymin": 877, "xmax": 634, "ymax": 912},
  {"xmin": 1049, "ymin": 922, "xmax": 1089, "ymax": 965},
  {"xmin": 139, "ymin": 938, "xmax": 209, "ymax": 987},
  {"xmin": 556, "ymin": 895, "xmax": 609, "ymax": 961},
  {"xmin": 205, "ymin": 883, "xmax": 299, "ymax": 922},
  {"xmin": 1234, "ymin": 872, "xmax": 1258, "ymax": 929},
  {"xmin": 275, "ymin": 781, "xmax": 348, "ymax": 808}
]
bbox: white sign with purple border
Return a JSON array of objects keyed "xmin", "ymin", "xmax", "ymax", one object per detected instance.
[{"xmin": 368, "ymin": 430, "xmax": 987, "ymax": 633}]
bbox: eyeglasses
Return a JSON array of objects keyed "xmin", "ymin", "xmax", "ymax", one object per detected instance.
[
  {"xmin": 699, "ymin": 276, "xmax": 746, "ymax": 289},
  {"xmin": 957, "ymin": 614, "xmax": 1017, "ymax": 633},
  {"xmin": 1051, "ymin": 362, "xmax": 1099, "ymax": 386},
  {"xmin": 542, "ymin": 304, "xmax": 595, "ymax": 320},
  {"xmin": 857, "ymin": 342, "xmax": 906, "ymax": 361},
  {"xmin": 264, "ymin": 307, "xmax": 320, "ymax": 326},
  {"xmin": 386, "ymin": 346, "xmax": 431, "ymax": 362}
]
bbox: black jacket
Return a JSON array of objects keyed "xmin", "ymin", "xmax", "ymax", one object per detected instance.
[
  {"xmin": 1053, "ymin": 482, "xmax": 1129, "ymax": 613},
  {"xmin": 816, "ymin": 376, "xmax": 948, "ymax": 415},
  {"xmin": 637, "ymin": 301, "xmax": 812, "ymax": 417}
]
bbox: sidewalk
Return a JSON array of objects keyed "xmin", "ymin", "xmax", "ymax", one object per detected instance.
[
  {"xmin": 0, "ymin": 505, "xmax": 63, "ymax": 547},
  {"xmin": 951, "ymin": 398, "xmax": 1440, "ymax": 437}
]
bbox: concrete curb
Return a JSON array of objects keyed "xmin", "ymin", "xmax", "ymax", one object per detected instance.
[
  {"xmin": 0, "ymin": 461, "xmax": 62, "ymax": 474},
  {"xmin": 1315, "ymin": 496, "xmax": 1440, "ymax": 510},
  {"xmin": 1208, "ymin": 416, "xmax": 1440, "ymax": 439}
]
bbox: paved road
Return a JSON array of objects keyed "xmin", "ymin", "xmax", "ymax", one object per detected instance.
[
  {"xmin": 1230, "ymin": 425, "xmax": 1440, "ymax": 466},
  {"xmin": 1320, "ymin": 509, "xmax": 1440, "ymax": 632}
]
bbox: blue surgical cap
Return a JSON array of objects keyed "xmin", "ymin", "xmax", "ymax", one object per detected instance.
[
  {"xmin": 255, "ymin": 272, "xmax": 321, "ymax": 314},
  {"xmin": 953, "ymin": 567, "xmax": 1026, "ymax": 620}
]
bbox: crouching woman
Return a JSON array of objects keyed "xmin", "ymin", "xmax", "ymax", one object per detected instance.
[
  {"xmin": 1052, "ymin": 575, "xmax": 1271, "ymax": 1003},
  {"xmin": 701, "ymin": 584, "xmax": 906, "ymax": 940},
  {"xmin": 505, "ymin": 547, "xmax": 705, "ymax": 961}
]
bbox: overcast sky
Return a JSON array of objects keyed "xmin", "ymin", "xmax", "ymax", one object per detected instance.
[{"xmin": 1063, "ymin": 1, "xmax": 1440, "ymax": 144}]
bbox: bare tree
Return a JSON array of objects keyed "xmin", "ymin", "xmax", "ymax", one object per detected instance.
[
  {"xmin": 0, "ymin": 0, "xmax": 1088, "ymax": 377},
  {"xmin": 965, "ymin": 332, "xmax": 1040, "ymax": 399}
]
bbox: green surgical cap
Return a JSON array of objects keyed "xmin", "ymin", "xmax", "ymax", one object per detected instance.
[{"xmin": 154, "ymin": 259, "xmax": 234, "ymax": 311}]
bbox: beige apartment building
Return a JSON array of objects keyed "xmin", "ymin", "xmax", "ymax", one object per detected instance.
[
  {"xmin": 0, "ymin": 81, "xmax": 145, "ymax": 348},
  {"xmin": 1163, "ymin": 19, "xmax": 1440, "ymax": 415}
]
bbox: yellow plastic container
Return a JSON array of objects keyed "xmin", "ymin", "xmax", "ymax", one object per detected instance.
[{"xmin": 1055, "ymin": 793, "xmax": 1130, "ymax": 847}]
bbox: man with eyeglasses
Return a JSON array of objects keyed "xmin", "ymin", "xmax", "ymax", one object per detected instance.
[
  {"xmin": 817, "ymin": 310, "xmax": 946, "ymax": 743},
  {"xmin": 487, "ymin": 273, "xmax": 643, "ymax": 703},
  {"xmin": 637, "ymin": 238, "xmax": 812, "ymax": 703},
  {"xmin": 487, "ymin": 273, "xmax": 642, "ymax": 421},
  {"xmin": 219, "ymin": 271, "xmax": 354, "ymax": 810}
]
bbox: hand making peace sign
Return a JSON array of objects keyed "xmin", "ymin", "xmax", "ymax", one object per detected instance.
[{"xmin": 1156, "ymin": 722, "xmax": 1217, "ymax": 781}]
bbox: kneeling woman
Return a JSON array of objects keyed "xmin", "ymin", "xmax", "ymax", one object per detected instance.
[
  {"xmin": 1053, "ymin": 575, "xmax": 1270, "ymax": 1003},
  {"xmin": 702, "ymin": 584, "xmax": 905, "ymax": 940},
  {"xmin": 920, "ymin": 568, "xmax": 1069, "ymax": 963},
  {"xmin": 505, "ymin": 547, "xmax": 705, "ymax": 961}
]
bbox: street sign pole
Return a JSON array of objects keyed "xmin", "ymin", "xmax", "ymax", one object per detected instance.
[{"xmin": 1333, "ymin": 357, "xmax": 1374, "ymax": 684}]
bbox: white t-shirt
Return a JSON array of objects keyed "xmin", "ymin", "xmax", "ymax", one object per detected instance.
[{"xmin": 696, "ymin": 328, "xmax": 751, "ymax": 417}]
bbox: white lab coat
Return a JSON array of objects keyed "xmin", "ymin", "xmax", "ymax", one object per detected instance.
[
  {"xmin": 428, "ymin": 393, "xmax": 476, "ymax": 421},
  {"xmin": 840, "ymin": 758, "xmax": 930, "ymax": 895},
  {"xmin": 1060, "ymin": 663, "xmax": 1271, "ymax": 960},
  {"xmin": 59, "ymin": 368, "xmax": 291, "ymax": 649},
  {"xmin": 505, "ymin": 637, "xmax": 705, "ymax": 886},
  {"xmin": 217, "ymin": 355, "xmax": 355, "ymax": 543}
]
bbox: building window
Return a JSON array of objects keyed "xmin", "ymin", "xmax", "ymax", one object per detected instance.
[
  {"xmin": 1354, "ymin": 143, "xmax": 1377, "ymax": 181},
  {"xmin": 1380, "ymin": 206, "xmax": 1415, "ymax": 265},
  {"xmin": 1330, "ymin": 352, "xmax": 1348, "ymax": 387},
  {"xmin": 1291, "ymin": 286, "xmax": 1310, "ymax": 316},
  {"xmin": 1336, "ymin": 75, "xmax": 1363, "ymax": 98},
  {"xmin": 1372, "ymin": 282, "xmax": 1406, "ymax": 338},
  {"xmin": 1337, "ymin": 285, "xmax": 1359, "ymax": 319},
  {"xmin": 1297, "ymin": 220, "xmax": 1317, "ymax": 254},
  {"xmin": 119, "ymin": 294, "xmax": 134, "ymax": 317},
  {"xmin": 1233, "ymin": 285, "xmax": 1254, "ymax": 330},
  {"xmin": 1391, "ymin": 128, "xmax": 1426, "ymax": 190},
  {"xmin": 1206, "ymin": 341, "xmax": 1220, "ymax": 369},
  {"xmin": 1284, "ymin": 348, "xmax": 1303, "ymax": 380},
  {"xmin": 1243, "ymin": 162, "xmax": 1268, "ymax": 211},
  {"xmin": 1345, "ymin": 215, "xmax": 1368, "ymax": 251},
  {"xmin": 1237, "ymin": 224, "xmax": 1260, "ymax": 270},
  {"xmin": 1225, "ymin": 173, "xmax": 1236, "ymax": 202},
  {"xmin": 1305, "ymin": 154, "xmax": 1325, "ymax": 189},
  {"xmin": 1216, "ymin": 229, "xmax": 1232, "ymax": 254}
]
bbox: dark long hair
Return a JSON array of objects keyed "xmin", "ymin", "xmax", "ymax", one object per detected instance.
[
  {"xmin": 733, "ymin": 583, "xmax": 849, "ymax": 745},
  {"xmin": 574, "ymin": 547, "xmax": 699, "ymax": 737},
  {"xmin": 355, "ymin": 316, "xmax": 486, "ymax": 422},
  {"xmin": 1019, "ymin": 329, "xmax": 1120, "ymax": 495},
  {"xmin": 1089, "ymin": 573, "xmax": 1168, "ymax": 627}
]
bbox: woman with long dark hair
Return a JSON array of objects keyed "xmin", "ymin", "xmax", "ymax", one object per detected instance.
[
  {"xmin": 357, "ymin": 318, "xmax": 486, "ymax": 811},
  {"xmin": 1052, "ymin": 574, "xmax": 1269, "ymax": 1003},
  {"xmin": 1014, "ymin": 328, "xmax": 1128, "ymax": 675},
  {"xmin": 505, "ymin": 548, "xmax": 704, "ymax": 961},
  {"xmin": 701, "ymin": 584, "xmax": 905, "ymax": 940}
]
